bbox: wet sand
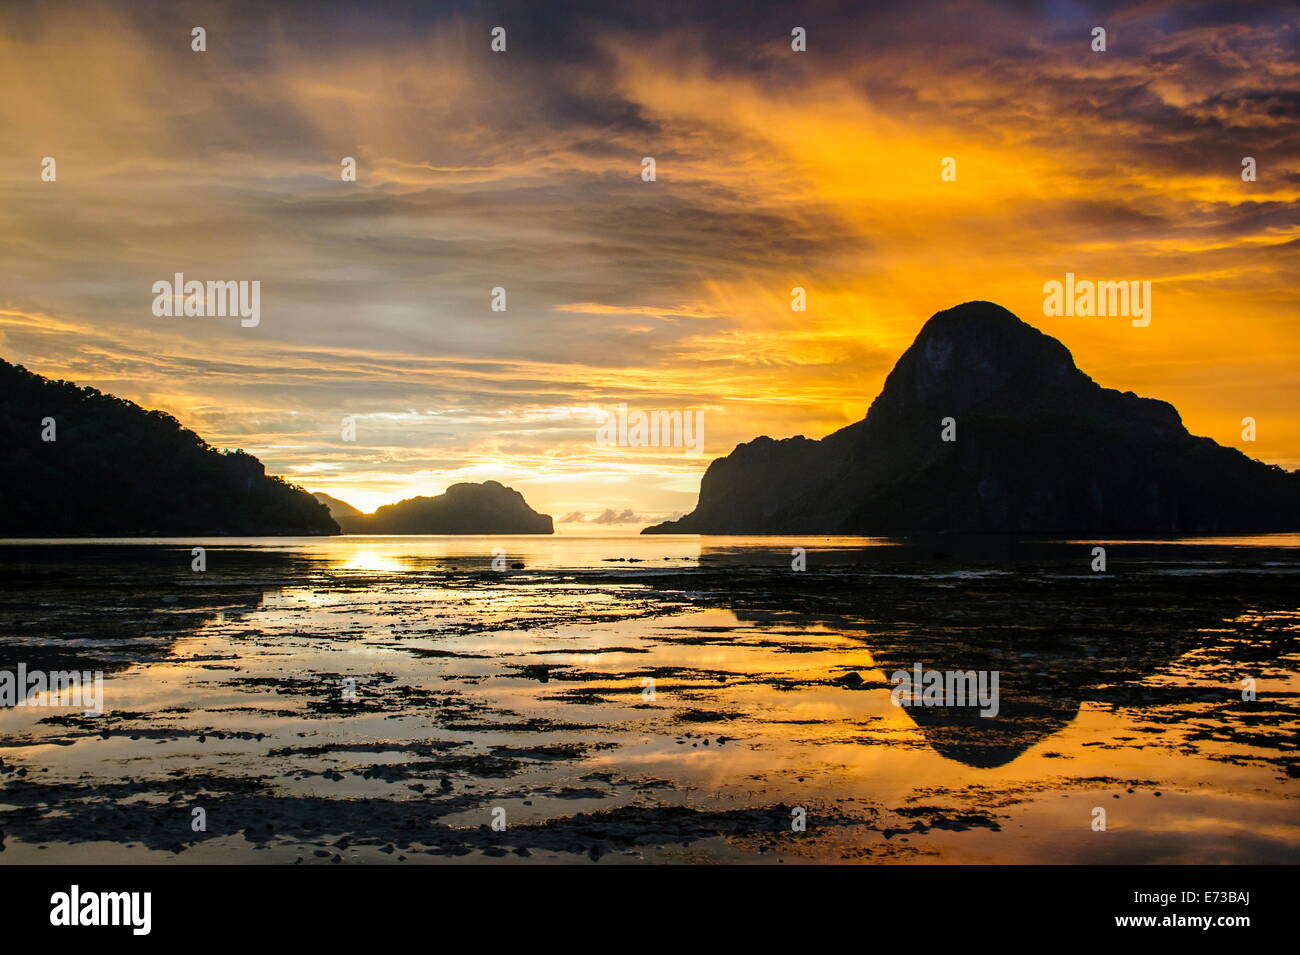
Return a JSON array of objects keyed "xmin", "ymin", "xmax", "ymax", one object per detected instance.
[{"xmin": 0, "ymin": 535, "xmax": 1296, "ymax": 864}]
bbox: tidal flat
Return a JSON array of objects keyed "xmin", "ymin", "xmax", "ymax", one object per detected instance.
[{"xmin": 0, "ymin": 535, "xmax": 1296, "ymax": 864}]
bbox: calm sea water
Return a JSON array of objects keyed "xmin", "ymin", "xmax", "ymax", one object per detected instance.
[{"xmin": 0, "ymin": 533, "xmax": 1296, "ymax": 864}]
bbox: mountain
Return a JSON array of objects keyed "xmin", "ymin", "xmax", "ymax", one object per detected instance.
[
  {"xmin": 312, "ymin": 492, "xmax": 366, "ymax": 532},
  {"xmin": 644, "ymin": 301, "xmax": 1300, "ymax": 535},
  {"xmin": 315, "ymin": 481, "xmax": 554, "ymax": 534},
  {"xmin": 0, "ymin": 358, "xmax": 338, "ymax": 536}
]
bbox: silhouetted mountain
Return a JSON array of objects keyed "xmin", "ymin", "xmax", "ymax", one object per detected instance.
[
  {"xmin": 316, "ymin": 481, "xmax": 553, "ymax": 534},
  {"xmin": 645, "ymin": 302, "xmax": 1300, "ymax": 535},
  {"xmin": 0, "ymin": 358, "xmax": 338, "ymax": 536},
  {"xmin": 312, "ymin": 492, "xmax": 365, "ymax": 531}
]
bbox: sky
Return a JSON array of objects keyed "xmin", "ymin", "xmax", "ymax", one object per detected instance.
[{"xmin": 1, "ymin": 0, "xmax": 1296, "ymax": 524}]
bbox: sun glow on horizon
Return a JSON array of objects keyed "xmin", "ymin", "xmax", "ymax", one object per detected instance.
[{"xmin": 1, "ymin": 4, "xmax": 1296, "ymax": 518}]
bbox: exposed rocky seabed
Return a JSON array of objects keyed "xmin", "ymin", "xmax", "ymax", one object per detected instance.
[{"xmin": 0, "ymin": 535, "xmax": 1295, "ymax": 864}]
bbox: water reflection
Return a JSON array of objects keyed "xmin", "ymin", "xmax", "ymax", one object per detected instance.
[{"xmin": 0, "ymin": 535, "xmax": 1295, "ymax": 863}]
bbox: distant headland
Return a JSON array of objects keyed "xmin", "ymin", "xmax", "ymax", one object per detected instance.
[{"xmin": 0, "ymin": 358, "xmax": 335, "ymax": 537}]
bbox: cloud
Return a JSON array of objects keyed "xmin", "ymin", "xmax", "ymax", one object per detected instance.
[{"xmin": 0, "ymin": 0, "xmax": 1296, "ymax": 519}]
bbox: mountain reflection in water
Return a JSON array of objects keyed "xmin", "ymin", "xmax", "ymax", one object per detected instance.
[{"xmin": 0, "ymin": 535, "xmax": 1295, "ymax": 864}]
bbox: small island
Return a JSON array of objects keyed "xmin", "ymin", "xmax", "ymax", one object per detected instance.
[{"xmin": 313, "ymin": 481, "xmax": 554, "ymax": 534}]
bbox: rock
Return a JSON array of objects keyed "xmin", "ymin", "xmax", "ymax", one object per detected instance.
[
  {"xmin": 643, "ymin": 301, "xmax": 1300, "ymax": 535},
  {"xmin": 313, "ymin": 481, "xmax": 553, "ymax": 534}
]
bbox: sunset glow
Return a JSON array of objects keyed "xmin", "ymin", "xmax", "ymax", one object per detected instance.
[{"xmin": 2, "ymin": 2, "xmax": 1295, "ymax": 522}]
